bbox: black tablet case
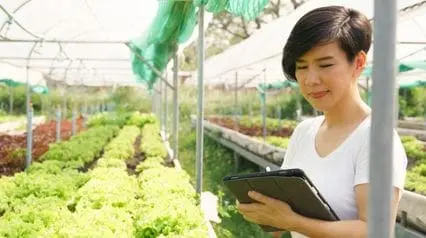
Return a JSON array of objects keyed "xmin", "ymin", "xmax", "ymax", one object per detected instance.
[{"xmin": 223, "ymin": 169, "xmax": 339, "ymax": 232}]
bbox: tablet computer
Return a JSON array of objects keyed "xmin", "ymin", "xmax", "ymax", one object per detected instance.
[{"xmin": 223, "ymin": 168, "xmax": 339, "ymax": 232}]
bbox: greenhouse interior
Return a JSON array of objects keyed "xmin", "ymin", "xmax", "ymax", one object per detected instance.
[{"xmin": 0, "ymin": 0, "xmax": 426, "ymax": 237}]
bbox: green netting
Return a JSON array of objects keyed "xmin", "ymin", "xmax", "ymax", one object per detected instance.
[
  {"xmin": 130, "ymin": 1, "xmax": 197, "ymax": 90},
  {"xmin": 130, "ymin": 0, "xmax": 269, "ymax": 90},
  {"xmin": 362, "ymin": 60, "xmax": 426, "ymax": 77},
  {"xmin": 0, "ymin": 78, "xmax": 24, "ymax": 87},
  {"xmin": 0, "ymin": 79, "xmax": 49, "ymax": 94},
  {"xmin": 31, "ymin": 85, "xmax": 49, "ymax": 95},
  {"xmin": 258, "ymin": 80, "xmax": 299, "ymax": 91},
  {"xmin": 256, "ymin": 80, "xmax": 298, "ymax": 102},
  {"xmin": 194, "ymin": 0, "xmax": 269, "ymax": 20}
]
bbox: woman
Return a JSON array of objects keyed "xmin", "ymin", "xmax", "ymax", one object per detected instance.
[{"xmin": 238, "ymin": 5, "xmax": 407, "ymax": 238}]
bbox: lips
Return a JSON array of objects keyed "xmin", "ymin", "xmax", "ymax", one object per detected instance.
[{"xmin": 309, "ymin": 90, "xmax": 329, "ymax": 99}]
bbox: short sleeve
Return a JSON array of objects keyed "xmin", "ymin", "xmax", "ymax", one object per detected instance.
[{"xmin": 354, "ymin": 130, "xmax": 408, "ymax": 190}]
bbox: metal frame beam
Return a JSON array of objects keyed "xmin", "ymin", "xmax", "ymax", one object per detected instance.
[
  {"xmin": 0, "ymin": 56, "xmax": 131, "ymax": 61},
  {"xmin": 0, "ymin": 39, "xmax": 128, "ymax": 44}
]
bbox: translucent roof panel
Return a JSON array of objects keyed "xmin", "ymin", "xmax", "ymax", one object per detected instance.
[
  {"xmin": 0, "ymin": 0, "xmax": 159, "ymax": 86},
  {"xmin": 0, "ymin": 62, "xmax": 46, "ymax": 85},
  {"xmin": 190, "ymin": 0, "xmax": 426, "ymax": 87}
]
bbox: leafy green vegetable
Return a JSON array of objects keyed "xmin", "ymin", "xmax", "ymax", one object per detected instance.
[
  {"xmin": 87, "ymin": 112, "xmax": 131, "ymax": 128},
  {"xmin": 256, "ymin": 136, "xmax": 290, "ymax": 149},
  {"xmin": 40, "ymin": 126, "xmax": 119, "ymax": 168},
  {"xmin": 134, "ymin": 121, "xmax": 209, "ymax": 238},
  {"xmin": 126, "ymin": 111, "xmax": 158, "ymax": 128},
  {"xmin": 102, "ymin": 125, "xmax": 140, "ymax": 161},
  {"xmin": 140, "ymin": 124, "xmax": 167, "ymax": 158}
]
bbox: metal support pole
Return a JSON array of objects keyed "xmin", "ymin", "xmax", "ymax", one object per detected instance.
[
  {"xmin": 234, "ymin": 71, "xmax": 239, "ymax": 129},
  {"xmin": 159, "ymin": 80, "xmax": 164, "ymax": 133},
  {"xmin": 164, "ymin": 73, "xmax": 168, "ymax": 136},
  {"xmin": 366, "ymin": 76, "xmax": 371, "ymax": 106},
  {"xmin": 196, "ymin": 5, "xmax": 205, "ymax": 194},
  {"xmin": 151, "ymin": 90, "xmax": 156, "ymax": 114},
  {"xmin": 234, "ymin": 152, "xmax": 240, "ymax": 173},
  {"xmin": 296, "ymin": 89, "xmax": 302, "ymax": 121},
  {"xmin": 72, "ymin": 107, "xmax": 76, "ymax": 136},
  {"xmin": 368, "ymin": 0, "xmax": 397, "ymax": 237},
  {"xmin": 277, "ymin": 105, "xmax": 282, "ymax": 128},
  {"xmin": 63, "ymin": 88, "xmax": 67, "ymax": 120},
  {"xmin": 56, "ymin": 106, "xmax": 61, "ymax": 142},
  {"xmin": 82, "ymin": 105, "xmax": 87, "ymax": 129},
  {"xmin": 25, "ymin": 42, "xmax": 38, "ymax": 169},
  {"xmin": 172, "ymin": 54, "xmax": 179, "ymax": 162},
  {"xmin": 262, "ymin": 70, "xmax": 267, "ymax": 141},
  {"xmin": 25, "ymin": 106, "xmax": 33, "ymax": 168},
  {"xmin": 8, "ymin": 86, "xmax": 13, "ymax": 114}
]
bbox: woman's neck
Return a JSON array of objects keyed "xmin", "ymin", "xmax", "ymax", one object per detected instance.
[{"xmin": 322, "ymin": 89, "xmax": 371, "ymax": 128}]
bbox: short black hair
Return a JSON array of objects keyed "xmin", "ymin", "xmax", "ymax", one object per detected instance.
[{"xmin": 281, "ymin": 6, "xmax": 372, "ymax": 81}]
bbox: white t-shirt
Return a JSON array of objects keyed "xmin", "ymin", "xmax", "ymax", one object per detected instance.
[{"xmin": 281, "ymin": 116, "xmax": 407, "ymax": 238}]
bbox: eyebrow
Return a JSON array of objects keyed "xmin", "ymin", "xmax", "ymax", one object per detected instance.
[{"xmin": 296, "ymin": 56, "xmax": 335, "ymax": 63}]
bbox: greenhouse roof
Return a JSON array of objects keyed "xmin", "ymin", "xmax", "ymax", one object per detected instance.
[
  {"xmin": 0, "ymin": 0, "xmax": 159, "ymax": 87},
  {"xmin": 189, "ymin": 0, "xmax": 426, "ymax": 88}
]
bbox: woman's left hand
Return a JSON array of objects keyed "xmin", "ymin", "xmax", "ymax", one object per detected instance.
[{"xmin": 237, "ymin": 191, "xmax": 299, "ymax": 230}]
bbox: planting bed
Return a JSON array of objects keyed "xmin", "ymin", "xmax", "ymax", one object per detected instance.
[{"xmin": 0, "ymin": 118, "xmax": 84, "ymax": 176}]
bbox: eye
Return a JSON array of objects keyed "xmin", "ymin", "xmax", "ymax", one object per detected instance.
[
  {"xmin": 296, "ymin": 65, "xmax": 307, "ymax": 70},
  {"xmin": 320, "ymin": 64, "xmax": 334, "ymax": 68}
]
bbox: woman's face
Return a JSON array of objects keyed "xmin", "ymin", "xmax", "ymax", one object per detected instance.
[{"xmin": 294, "ymin": 41, "xmax": 365, "ymax": 112}]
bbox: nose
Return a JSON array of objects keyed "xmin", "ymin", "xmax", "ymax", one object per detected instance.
[{"xmin": 304, "ymin": 68, "xmax": 321, "ymax": 86}]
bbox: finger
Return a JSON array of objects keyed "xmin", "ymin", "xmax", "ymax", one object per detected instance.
[
  {"xmin": 242, "ymin": 213, "xmax": 259, "ymax": 223},
  {"xmin": 248, "ymin": 191, "xmax": 276, "ymax": 204},
  {"xmin": 238, "ymin": 203, "xmax": 261, "ymax": 212}
]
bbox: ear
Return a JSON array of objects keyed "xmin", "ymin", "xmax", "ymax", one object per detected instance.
[{"xmin": 353, "ymin": 51, "xmax": 367, "ymax": 78}]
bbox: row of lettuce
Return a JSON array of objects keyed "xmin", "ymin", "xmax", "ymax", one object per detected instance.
[{"xmin": 0, "ymin": 112, "xmax": 209, "ymax": 238}]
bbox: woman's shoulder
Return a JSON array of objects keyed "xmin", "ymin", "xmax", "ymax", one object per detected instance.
[{"xmin": 293, "ymin": 116, "xmax": 324, "ymax": 134}]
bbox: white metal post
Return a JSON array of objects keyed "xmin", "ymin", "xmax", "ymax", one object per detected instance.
[
  {"xmin": 72, "ymin": 107, "xmax": 76, "ymax": 136},
  {"xmin": 164, "ymin": 73, "xmax": 168, "ymax": 136},
  {"xmin": 25, "ymin": 42, "xmax": 38, "ymax": 168},
  {"xmin": 159, "ymin": 79, "xmax": 164, "ymax": 133},
  {"xmin": 173, "ymin": 54, "xmax": 179, "ymax": 162},
  {"xmin": 8, "ymin": 86, "xmax": 13, "ymax": 114},
  {"xmin": 368, "ymin": 0, "xmax": 397, "ymax": 237},
  {"xmin": 56, "ymin": 106, "xmax": 61, "ymax": 142},
  {"xmin": 262, "ymin": 70, "xmax": 267, "ymax": 141},
  {"xmin": 196, "ymin": 5, "xmax": 205, "ymax": 194}
]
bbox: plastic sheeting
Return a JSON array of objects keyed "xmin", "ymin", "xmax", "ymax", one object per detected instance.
[
  {"xmin": 129, "ymin": 1, "xmax": 197, "ymax": 89},
  {"xmin": 0, "ymin": 0, "xmax": 158, "ymax": 87},
  {"xmin": 130, "ymin": 0, "xmax": 269, "ymax": 89},
  {"xmin": 190, "ymin": 0, "xmax": 426, "ymax": 87},
  {"xmin": 194, "ymin": 0, "xmax": 269, "ymax": 20}
]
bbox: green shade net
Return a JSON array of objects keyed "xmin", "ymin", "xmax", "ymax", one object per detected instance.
[
  {"xmin": 31, "ymin": 85, "xmax": 49, "ymax": 95},
  {"xmin": 130, "ymin": 0, "xmax": 269, "ymax": 90},
  {"xmin": 257, "ymin": 80, "xmax": 298, "ymax": 102},
  {"xmin": 194, "ymin": 0, "xmax": 269, "ymax": 20},
  {"xmin": 0, "ymin": 79, "xmax": 49, "ymax": 94},
  {"xmin": 0, "ymin": 79, "xmax": 24, "ymax": 87},
  {"xmin": 362, "ymin": 60, "xmax": 426, "ymax": 77},
  {"xmin": 129, "ymin": 1, "xmax": 197, "ymax": 90}
]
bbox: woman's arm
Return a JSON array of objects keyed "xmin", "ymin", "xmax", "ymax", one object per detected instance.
[
  {"xmin": 281, "ymin": 185, "xmax": 401, "ymax": 238},
  {"xmin": 239, "ymin": 185, "xmax": 401, "ymax": 238}
]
